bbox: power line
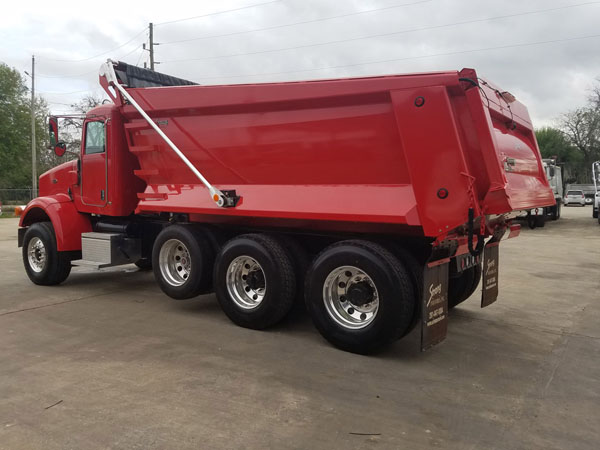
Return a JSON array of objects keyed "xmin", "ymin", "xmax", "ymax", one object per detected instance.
[
  {"xmin": 36, "ymin": 69, "xmax": 97, "ymax": 79},
  {"xmin": 37, "ymin": 28, "xmax": 147, "ymax": 63},
  {"xmin": 161, "ymin": 1, "xmax": 600, "ymax": 64},
  {"xmin": 159, "ymin": 0, "xmax": 434, "ymax": 46},
  {"xmin": 38, "ymin": 89, "xmax": 100, "ymax": 95},
  {"xmin": 36, "ymin": 42, "xmax": 145, "ymax": 79},
  {"xmin": 135, "ymin": 46, "xmax": 145, "ymax": 67},
  {"xmin": 155, "ymin": 0, "xmax": 283, "ymax": 26},
  {"xmin": 194, "ymin": 33, "xmax": 600, "ymax": 81}
]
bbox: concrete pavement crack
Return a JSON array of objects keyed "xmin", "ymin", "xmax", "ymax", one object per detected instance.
[{"xmin": 0, "ymin": 290, "xmax": 123, "ymax": 317}]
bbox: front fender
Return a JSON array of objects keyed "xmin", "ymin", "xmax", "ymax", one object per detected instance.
[{"xmin": 19, "ymin": 195, "xmax": 91, "ymax": 251}]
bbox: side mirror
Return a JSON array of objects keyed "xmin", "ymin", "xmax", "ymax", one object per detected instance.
[{"xmin": 48, "ymin": 117, "xmax": 66, "ymax": 157}]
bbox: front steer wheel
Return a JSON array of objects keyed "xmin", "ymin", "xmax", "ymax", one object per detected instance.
[
  {"xmin": 22, "ymin": 222, "xmax": 72, "ymax": 285},
  {"xmin": 304, "ymin": 240, "xmax": 415, "ymax": 355},
  {"xmin": 152, "ymin": 225, "xmax": 215, "ymax": 300}
]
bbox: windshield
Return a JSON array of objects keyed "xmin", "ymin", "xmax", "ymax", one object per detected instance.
[{"xmin": 567, "ymin": 191, "xmax": 583, "ymax": 196}]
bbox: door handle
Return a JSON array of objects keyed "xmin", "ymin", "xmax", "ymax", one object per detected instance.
[{"xmin": 101, "ymin": 190, "xmax": 105, "ymax": 200}]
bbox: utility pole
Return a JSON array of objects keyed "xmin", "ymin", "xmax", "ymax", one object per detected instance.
[
  {"xmin": 30, "ymin": 55, "xmax": 37, "ymax": 196},
  {"xmin": 149, "ymin": 22, "xmax": 155, "ymax": 70}
]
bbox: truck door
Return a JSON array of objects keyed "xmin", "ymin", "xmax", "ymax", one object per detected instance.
[{"xmin": 81, "ymin": 120, "xmax": 107, "ymax": 206}]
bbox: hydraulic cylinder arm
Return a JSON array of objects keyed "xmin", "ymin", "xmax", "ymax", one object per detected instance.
[{"xmin": 99, "ymin": 60, "xmax": 239, "ymax": 208}]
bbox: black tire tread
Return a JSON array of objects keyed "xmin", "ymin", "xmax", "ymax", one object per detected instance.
[
  {"xmin": 23, "ymin": 222, "xmax": 71, "ymax": 286},
  {"xmin": 277, "ymin": 234, "xmax": 310, "ymax": 304},
  {"xmin": 448, "ymin": 264, "xmax": 482, "ymax": 309},
  {"xmin": 241, "ymin": 234, "xmax": 296, "ymax": 327},
  {"xmin": 215, "ymin": 233, "xmax": 296, "ymax": 329},
  {"xmin": 152, "ymin": 224, "xmax": 215, "ymax": 300},
  {"xmin": 387, "ymin": 244, "xmax": 423, "ymax": 337},
  {"xmin": 305, "ymin": 239, "xmax": 414, "ymax": 354}
]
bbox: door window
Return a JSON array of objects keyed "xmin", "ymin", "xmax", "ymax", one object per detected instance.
[{"xmin": 85, "ymin": 121, "xmax": 105, "ymax": 154}]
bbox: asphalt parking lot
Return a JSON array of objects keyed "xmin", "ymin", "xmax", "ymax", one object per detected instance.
[{"xmin": 0, "ymin": 206, "xmax": 599, "ymax": 450}]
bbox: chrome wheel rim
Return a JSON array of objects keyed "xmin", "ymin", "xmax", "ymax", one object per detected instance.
[
  {"xmin": 226, "ymin": 256, "xmax": 267, "ymax": 310},
  {"xmin": 27, "ymin": 237, "xmax": 47, "ymax": 273},
  {"xmin": 323, "ymin": 266, "xmax": 379, "ymax": 330},
  {"xmin": 159, "ymin": 239, "xmax": 192, "ymax": 287}
]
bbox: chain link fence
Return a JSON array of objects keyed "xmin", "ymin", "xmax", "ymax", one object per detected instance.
[{"xmin": 0, "ymin": 189, "xmax": 38, "ymax": 206}]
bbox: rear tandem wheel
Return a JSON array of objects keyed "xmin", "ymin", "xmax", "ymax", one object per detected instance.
[
  {"xmin": 152, "ymin": 225, "xmax": 215, "ymax": 300},
  {"xmin": 213, "ymin": 234, "xmax": 297, "ymax": 330},
  {"xmin": 304, "ymin": 240, "xmax": 415, "ymax": 354}
]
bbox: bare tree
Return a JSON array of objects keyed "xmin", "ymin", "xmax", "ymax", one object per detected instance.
[
  {"xmin": 39, "ymin": 94, "xmax": 108, "ymax": 173},
  {"xmin": 61, "ymin": 95, "xmax": 107, "ymax": 150},
  {"xmin": 560, "ymin": 82, "xmax": 600, "ymax": 183}
]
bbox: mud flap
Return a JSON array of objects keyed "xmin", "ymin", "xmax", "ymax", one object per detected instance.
[
  {"xmin": 481, "ymin": 240, "xmax": 500, "ymax": 307},
  {"xmin": 421, "ymin": 259, "xmax": 450, "ymax": 351}
]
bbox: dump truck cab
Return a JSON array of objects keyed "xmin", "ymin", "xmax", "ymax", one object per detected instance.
[
  {"xmin": 73, "ymin": 104, "xmax": 143, "ymax": 216},
  {"xmin": 36, "ymin": 104, "xmax": 143, "ymax": 217}
]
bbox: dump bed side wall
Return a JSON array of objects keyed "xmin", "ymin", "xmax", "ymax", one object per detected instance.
[{"xmin": 123, "ymin": 76, "xmax": 472, "ymax": 230}]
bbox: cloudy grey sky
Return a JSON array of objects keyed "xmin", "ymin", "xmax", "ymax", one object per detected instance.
[{"xmin": 2, "ymin": 0, "xmax": 599, "ymax": 126}]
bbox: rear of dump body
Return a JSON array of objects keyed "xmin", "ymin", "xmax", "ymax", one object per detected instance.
[{"xmin": 101, "ymin": 65, "xmax": 554, "ymax": 238}]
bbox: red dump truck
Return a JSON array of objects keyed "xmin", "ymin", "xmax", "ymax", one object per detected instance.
[{"xmin": 18, "ymin": 61, "xmax": 554, "ymax": 353}]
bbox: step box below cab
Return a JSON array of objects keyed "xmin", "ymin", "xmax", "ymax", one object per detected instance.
[{"xmin": 72, "ymin": 232, "xmax": 141, "ymax": 269}]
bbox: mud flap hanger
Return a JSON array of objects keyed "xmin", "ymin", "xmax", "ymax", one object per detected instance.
[
  {"xmin": 99, "ymin": 60, "xmax": 239, "ymax": 208},
  {"xmin": 467, "ymin": 207, "xmax": 485, "ymax": 256}
]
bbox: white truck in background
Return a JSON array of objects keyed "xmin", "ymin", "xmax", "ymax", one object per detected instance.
[
  {"xmin": 526, "ymin": 159, "xmax": 563, "ymax": 228},
  {"xmin": 593, "ymin": 161, "xmax": 600, "ymax": 223}
]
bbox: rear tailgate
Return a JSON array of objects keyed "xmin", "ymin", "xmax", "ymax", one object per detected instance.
[{"xmin": 460, "ymin": 69, "xmax": 555, "ymax": 216}]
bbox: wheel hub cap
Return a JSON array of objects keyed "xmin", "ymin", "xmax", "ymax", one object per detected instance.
[
  {"xmin": 159, "ymin": 239, "xmax": 192, "ymax": 287},
  {"xmin": 346, "ymin": 281, "xmax": 375, "ymax": 306},
  {"xmin": 226, "ymin": 256, "xmax": 267, "ymax": 310},
  {"xmin": 323, "ymin": 266, "xmax": 379, "ymax": 330},
  {"xmin": 27, "ymin": 237, "xmax": 47, "ymax": 273}
]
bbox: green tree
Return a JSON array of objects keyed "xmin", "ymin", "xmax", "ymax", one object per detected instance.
[
  {"xmin": 535, "ymin": 126, "xmax": 584, "ymax": 183},
  {"xmin": 0, "ymin": 62, "xmax": 49, "ymax": 189},
  {"xmin": 535, "ymin": 127, "xmax": 575, "ymax": 160}
]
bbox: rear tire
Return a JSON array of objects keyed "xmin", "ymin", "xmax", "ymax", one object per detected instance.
[
  {"xmin": 551, "ymin": 204, "xmax": 559, "ymax": 220},
  {"xmin": 535, "ymin": 214, "xmax": 546, "ymax": 228},
  {"xmin": 22, "ymin": 222, "xmax": 72, "ymax": 285},
  {"xmin": 448, "ymin": 264, "xmax": 482, "ymax": 309},
  {"xmin": 593, "ymin": 208, "xmax": 598, "ymax": 219},
  {"xmin": 387, "ymin": 243, "xmax": 423, "ymax": 337},
  {"xmin": 305, "ymin": 240, "xmax": 414, "ymax": 354},
  {"xmin": 277, "ymin": 234, "xmax": 310, "ymax": 304},
  {"xmin": 214, "ymin": 234, "xmax": 296, "ymax": 330},
  {"xmin": 152, "ymin": 225, "xmax": 215, "ymax": 300}
]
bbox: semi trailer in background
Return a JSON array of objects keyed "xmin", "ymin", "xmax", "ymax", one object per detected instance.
[{"xmin": 18, "ymin": 61, "xmax": 554, "ymax": 353}]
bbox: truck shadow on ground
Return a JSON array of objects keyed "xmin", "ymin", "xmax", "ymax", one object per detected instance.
[
  {"xmin": 65, "ymin": 266, "xmax": 155, "ymax": 288},
  {"xmin": 63, "ymin": 268, "xmax": 454, "ymax": 359}
]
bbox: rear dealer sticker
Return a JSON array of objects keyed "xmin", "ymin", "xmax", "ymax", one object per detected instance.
[
  {"xmin": 481, "ymin": 243, "xmax": 500, "ymax": 307},
  {"xmin": 421, "ymin": 261, "xmax": 449, "ymax": 351}
]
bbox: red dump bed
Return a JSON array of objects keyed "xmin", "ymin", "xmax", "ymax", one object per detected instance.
[{"xmin": 104, "ymin": 67, "xmax": 554, "ymax": 238}]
